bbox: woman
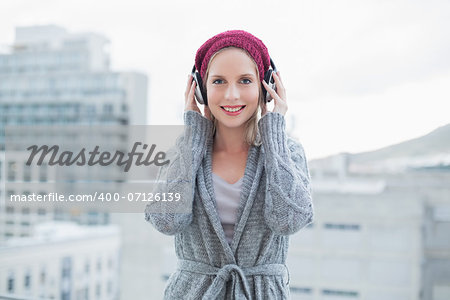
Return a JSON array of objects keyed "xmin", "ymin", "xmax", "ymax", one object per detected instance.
[{"xmin": 145, "ymin": 30, "xmax": 313, "ymax": 300}]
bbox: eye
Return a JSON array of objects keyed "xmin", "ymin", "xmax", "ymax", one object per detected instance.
[
  {"xmin": 212, "ymin": 79, "xmax": 224, "ymax": 84},
  {"xmin": 241, "ymin": 78, "xmax": 252, "ymax": 84}
]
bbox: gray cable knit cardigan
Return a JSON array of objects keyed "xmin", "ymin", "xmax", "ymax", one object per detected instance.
[{"xmin": 145, "ymin": 110, "xmax": 314, "ymax": 300}]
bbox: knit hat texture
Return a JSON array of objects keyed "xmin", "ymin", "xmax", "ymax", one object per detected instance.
[{"xmin": 195, "ymin": 30, "xmax": 270, "ymax": 82}]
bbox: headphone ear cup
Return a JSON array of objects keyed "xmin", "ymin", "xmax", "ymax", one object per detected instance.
[
  {"xmin": 261, "ymin": 84, "xmax": 268, "ymax": 103},
  {"xmin": 193, "ymin": 71, "xmax": 208, "ymax": 106},
  {"xmin": 263, "ymin": 69, "xmax": 273, "ymax": 103}
]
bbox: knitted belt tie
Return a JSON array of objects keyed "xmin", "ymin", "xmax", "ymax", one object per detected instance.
[{"xmin": 177, "ymin": 259, "xmax": 289, "ymax": 300}]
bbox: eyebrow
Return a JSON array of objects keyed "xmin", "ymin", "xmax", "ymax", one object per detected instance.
[{"xmin": 209, "ymin": 73, "xmax": 256, "ymax": 78}]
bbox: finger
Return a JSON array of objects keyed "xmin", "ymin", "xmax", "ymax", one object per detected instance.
[
  {"xmin": 272, "ymin": 72, "xmax": 284, "ymax": 91},
  {"xmin": 276, "ymin": 71, "xmax": 284, "ymax": 89},
  {"xmin": 186, "ymin": 80, "xmax": 196, "ymax": 106},
  {"xmin": 262, "ymin": 80, "xmax": 280, "ymax": 108},
  {"xmin": 189, "ymin": 80, "xmax": 196, "ymax": 103},
  {"xmin": 262, "ymin": 80, "xmax": 281, "ymax": 103},
  {"xmin": 185, "ymin": 74, "xmax": 193, "ymax": 98},
  {"xmin": 272, "ymin": 72, "xmax": 286, "ymax": 101}
]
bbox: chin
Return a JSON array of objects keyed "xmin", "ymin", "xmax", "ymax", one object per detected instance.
[{"xmin": 216, "ymin": 118, "xmax": 250, "ymax": 129}]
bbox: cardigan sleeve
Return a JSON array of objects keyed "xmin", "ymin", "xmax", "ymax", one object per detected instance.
[
  {"xmin": 144, "ymin": 110, "xmax": 213, "ymax": 235},
  {"xmin": 258, "ymin": 112, "xmax": 314, "ymax": 235}
]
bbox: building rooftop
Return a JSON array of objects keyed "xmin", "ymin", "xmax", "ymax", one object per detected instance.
[{"xmin": 0, "ymin": 221, "xmax": 120, "ymax": 250}]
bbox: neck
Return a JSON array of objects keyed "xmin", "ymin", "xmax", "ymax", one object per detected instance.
[{"xmin": 213, "ymin": 124, "xmax": 249, "ymax": 154}]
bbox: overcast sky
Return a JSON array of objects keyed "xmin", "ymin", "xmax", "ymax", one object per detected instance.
[{"xmin": 1, "ymin": 0, "xmax": 449, "ymax": 159}]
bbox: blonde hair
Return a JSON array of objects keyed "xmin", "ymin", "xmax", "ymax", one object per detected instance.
[{"xmin": 203, "ymin": 47, "xmax": 264, "ymax": 146}]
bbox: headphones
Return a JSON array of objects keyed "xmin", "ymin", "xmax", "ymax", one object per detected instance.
[{"xmin": 191, "ymin": 58, "xmax": 278, "ymax": 106}]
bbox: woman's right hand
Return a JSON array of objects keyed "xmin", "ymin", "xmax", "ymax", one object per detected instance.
[{"xmin": 184, "ymin": 74, "xmax": 212, "ymax": 121}]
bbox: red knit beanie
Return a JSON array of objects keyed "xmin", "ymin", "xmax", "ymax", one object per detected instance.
[{"xmin": 195, "ymin": 30, "xmax": 271, "ymax": 82}]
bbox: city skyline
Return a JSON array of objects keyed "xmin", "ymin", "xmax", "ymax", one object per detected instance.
[
  {"xmin": 0, "ymin": 19, "xmax": 448, "ymax": 300},
  {"xmin": 0, "ymin": 0, "xmax": 448, "ymax": 160},
  {"xmin": 0, "ymin": 25, "xmax": 147, "ymax": 298}
]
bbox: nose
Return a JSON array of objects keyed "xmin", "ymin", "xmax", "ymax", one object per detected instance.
[{"xmin": 224, "ymin": 83, "xmax": 240, "ymax": 101}]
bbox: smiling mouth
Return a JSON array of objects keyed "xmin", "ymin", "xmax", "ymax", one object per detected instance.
[{"xmin": 220, "ymin": 105, "xmax": 246, "ymax": 112}]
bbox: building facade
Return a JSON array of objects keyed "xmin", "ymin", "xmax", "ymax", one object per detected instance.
[
  {"xmin": 0, "ymin": 25, "xmax": 148, "ymax": 241},
  {"xmin": 0, "ymin": 222, "xmax": 120, "ymax": 300}
]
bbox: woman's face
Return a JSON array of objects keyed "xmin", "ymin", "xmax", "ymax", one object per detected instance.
[{"xmin": 206, "ymin": 47, "xmax": 260, "ymax": 130}]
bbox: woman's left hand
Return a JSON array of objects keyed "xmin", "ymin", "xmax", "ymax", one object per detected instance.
[{"xmin": 262, "ymin": 71, "xmax": 288, "ymax": 116}]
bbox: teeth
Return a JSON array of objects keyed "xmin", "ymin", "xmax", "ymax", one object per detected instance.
[{"xmin": 223, "ymin": 106, "xmax": 244, "ymax": 112}]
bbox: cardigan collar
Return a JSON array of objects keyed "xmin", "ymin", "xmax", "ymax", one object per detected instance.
[{"xmin": 198, "ymin": 136, "xmax": 265, "ymax": 263}]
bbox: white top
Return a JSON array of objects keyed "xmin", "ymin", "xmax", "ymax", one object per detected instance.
[{"xmin": 212, "ymin": 173, "xmax": 244, "ymax": 245}]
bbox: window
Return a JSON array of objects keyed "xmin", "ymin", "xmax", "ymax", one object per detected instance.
[
  {"xmin": 85, "ymin": 261, "xmax": 90, "ymax": 274},
  {"xmin": 23, "ymin": 162, "xmax": 32, "ymax": 181},
  {"xmin": 61, "ymin": 257, "xmax": 72, "ymax": 278},
  {"xmin": 97, "ymin": 258, "xmax": 102, "ymax": 272},
  {"xmin": 24, "ymin": 271, "xmax": 31, "ymax": 289},
  {"xmin": 6, "ymin": 206, "xmax": 14, "ymax": 214},
  {"xmin": 7, "ymin": 272, "xmax": 14, "ymax": 293},
  {"xmin": 86, "ymin": 105, "xmax": 96, "ymax": 115},
  {"xmin": 54, "ymin": 208, "xmax": 64, "ymax": 220},
  {"xmin": 322, "ymin": 289, "xmax": 359, "ymax": 297},
  {"xmin": 7, "ymin": 161, "xmax": 16, "ymax": 181},
  {"xmin": 108, "ymin": 280, "xmax": 113, "ymax": 294},
  {"xmin": 39, "ymin": 163, "xmax": 48, "ymax": 182},
  {"xmin": 324, "ymin": 223, "xmax": 360, "ymax": 231},
  {"xmin": 103, "ymin": 213, "xmax": 109, "ymax": 224},
  {"xmin": 103, "ymin": 103, "xmax": 113, "ymax": 115},
  {"xmin": 61, "ymin": 257, "xmax": 72, "ymax": 300},
  {"xmin": 290, "ymin": 286, "xmax": 312, "ymax": 294},
  {"xmin": 96, "ymin": 283, "xmax": 101, "ymax": 297},
  {"xmin": 40, "ymin": 268, "xmax": 46, "ymax": 285},
  {"xmin": 23, "ymin": 190, "xmax": 31, "ymax": 200}
]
